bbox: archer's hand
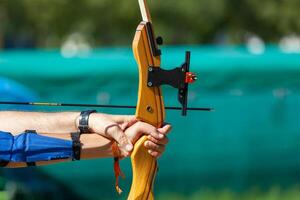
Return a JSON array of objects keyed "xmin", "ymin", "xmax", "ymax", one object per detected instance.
[
  {"xmin": 89, "ymin": 114, "xmax": 137, "ymax": 156},
  {"xmin": 124, "ymin": 122, "xmax": 171, "ymax": 158}
]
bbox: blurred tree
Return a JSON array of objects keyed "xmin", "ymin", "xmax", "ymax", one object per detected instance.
[
  {"xmin": 224, "ymin": 0, "xmax": 300, "ymax": 42},
  {"xmin": 0, "ymin": 0, "xmax": 299, "ymax": 48}
]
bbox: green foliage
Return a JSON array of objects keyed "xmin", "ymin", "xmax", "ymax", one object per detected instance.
[
  {"xmin": 225, "ymin": 0, "xmax": 300, "ymax": 42},
  {"xmin": 0, "ymin": 0, "xmax": 299, "ymax": 47}
]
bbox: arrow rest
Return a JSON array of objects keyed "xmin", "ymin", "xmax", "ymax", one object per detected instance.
[{"xmin": 147, "ymin": 51, "xmax": 196, "ymax": 116}]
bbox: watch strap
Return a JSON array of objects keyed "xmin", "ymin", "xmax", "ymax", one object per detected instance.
[
  {"xmin": 71, "ymin": 132, "xmax": 82, "ymax": 160},
  {"xmin": 78, "ymin": 110, "xmax": 97, "ymax": 133}
]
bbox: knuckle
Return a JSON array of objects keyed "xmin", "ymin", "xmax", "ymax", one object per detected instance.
[
  {"xmin": 150, "ymin": 137, "xmax": 159, "ymax": 144},
  {"xmin": 153, "ymin": 143, "xmax": 160, "ymax": 150},
  {"xmin": 151, "ymin": 131, "xmax": 160, "ymax": 138},
  {"xmin": 118, "ymin": 134, "xmax": 127, "ymax": 144}
]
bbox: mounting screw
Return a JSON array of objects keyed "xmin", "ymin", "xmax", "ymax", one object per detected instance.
[
  {"xmin": 148, "ymin": 82, "xmax": 153, "ymax": 87},
  {"xmin": 148, "ymin": 67, "xmax": 153, "ymax": 72},
  {"xmin": 147, "ymin": 106, "xmax": 153, "ymax": 113},
  {"xmin": 156, "ymin": 36, "xmax": 163, "ymax": 45}
]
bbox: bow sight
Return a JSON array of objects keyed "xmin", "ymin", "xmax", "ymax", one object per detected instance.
[{"xmin": 147, "ymin": 51, "xmax": 196, "ymax": 116}]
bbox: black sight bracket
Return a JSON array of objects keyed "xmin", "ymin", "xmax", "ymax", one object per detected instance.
[{"xmin": 147, "ymin": 51, "xmax": 196, "ymax": 116}]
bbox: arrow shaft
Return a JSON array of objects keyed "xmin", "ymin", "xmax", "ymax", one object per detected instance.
[{"xmin": 0, "ymin": 101, "xmax": 212, "ymax": 111}]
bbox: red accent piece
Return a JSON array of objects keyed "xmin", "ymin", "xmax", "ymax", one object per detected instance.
[
  {"xmin": 112, "ymin": 142, "xmax": 125, "ymax": 194},
  {"xmin": 185, "ymin": 72, "xmax": 197, "ymax": 83}
]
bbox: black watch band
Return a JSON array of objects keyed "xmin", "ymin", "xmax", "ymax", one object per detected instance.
[{"xmin": 78, "ymin": 110, "xmax": 97, "ymax": 133}]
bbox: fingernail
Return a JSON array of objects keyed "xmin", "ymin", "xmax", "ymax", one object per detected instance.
[
  {"xmin": 159, "ymin": 134, "xmax": 164, "ymax": 138},
  {"xmin": 126, "ymin": 144, "xmax": 133, "ymax": 151}
]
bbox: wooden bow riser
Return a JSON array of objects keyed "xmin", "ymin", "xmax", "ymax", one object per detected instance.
[{"xmin": 128, "ymin": 21, "xmax": 165, "ymax": 200}]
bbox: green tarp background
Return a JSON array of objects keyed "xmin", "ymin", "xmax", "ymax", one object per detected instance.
[{"xmin": 0, "ymin": 46, "xmax": 300, "ymax": 199}]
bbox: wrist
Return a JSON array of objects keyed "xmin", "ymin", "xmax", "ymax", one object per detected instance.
[
  {"xmin": 77, "ymin": 110, "xmax": 97, "ymax": 133},
  {"xmin": 87, "ymin": 113, "xmax": 98, "ymax": 133}
]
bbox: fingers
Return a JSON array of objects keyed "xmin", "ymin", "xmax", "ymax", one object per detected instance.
[
  {"xmin": 145, "ymin": 124, "xmax": 171, "ymax": 144},
  {"xmin": 144, "ymin": 138, "xmax": 167, "ymax": 158},
  {"xmin": 144, "ymin": 141, "xmax": 166, "ymax": 153},
  {"xmin": 144, "ymin": 126, "xmax": 170, "ymax": 158},
  {"xmin": 110, "ymin": 119, "xmax": 171, "ymax": 157},
  {"xmin": 132, "ymin": 123, "xmax": 171, "ymax": 158},
  {"xmin": 147, "ymin": 135, "xmax": 169, "ymax": 145},
  {"xmin": 126, "ymin": 122, "xmax": 162, "ymax": 144},
  {"xmin": 138, "ymin": 123, "xmax": 166, "ymax": 139},
  {"xmin": 115, "ymin": 115, "xmax": 138, "ymax": 131},
  {"xmin": 148, "ymin": 150, "xmax": 161, "ymax": 158},
  {"xmin": 105, "ymin": 124, "xmax": 133, "ymax": 156},
  {"xmin": 148, "ymin": 129, "xmax": 165, "ymax": 140}
]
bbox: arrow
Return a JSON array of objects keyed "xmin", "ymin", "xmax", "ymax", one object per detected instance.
[{"xmin": 0, "ymin": 101, "xmax": 213, "ymax": 111}]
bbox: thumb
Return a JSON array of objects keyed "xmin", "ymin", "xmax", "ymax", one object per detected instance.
[
  {"xmin": 111, "ymin": 115, "xmax": 137, "ymax": 125},
  {"xmin": 157, "ymin": 124, "xmax": 172, "ymax": 135},
  {"xmin": 110, "ymin": 115, "xmax": 137, "ymax": 130},
  {"xmin": 105, "ymin": 124, "xmax": 133, "ymax": 155},
  {"xmin": 119, "ymin": 117, "xmax": 138, "ymax": 131}
]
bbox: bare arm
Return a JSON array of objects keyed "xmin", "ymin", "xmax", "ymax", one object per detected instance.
[
  {"xmin": 0, "ymin": 111, "xmax": 171, "ymax": 168},
  {"xmin": 0, "ymin": 111, "xmax": 79, "ymax": 135},
  {"xmin": 0, "ymin": 111, "xmax": 135, "ymax": 154}
]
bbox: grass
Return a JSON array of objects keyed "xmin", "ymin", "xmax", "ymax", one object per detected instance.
[
  {"xmin": 0, "ymin": 191, "xmax": 8, "ymax": 200},
  {"xmin": 157, "ymin": 186, "xmax": 300, "ymax": 200}
]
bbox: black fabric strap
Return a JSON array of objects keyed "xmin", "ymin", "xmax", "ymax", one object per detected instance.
[
  {"xmin": 78, "ymin": 110, "xmax": 97, "ymax": 133},
  {"xmin": 27, "ymin": 162, "xmax": 36, "ymax": 167},
  {"xmin": 25, "ymin": 130, "xmax": 37, "ymax": 166},
  {"xmin": 0, "ymin": 161, "xmax": 9, "ymax": 167},
  {"xmin": 71, "ymin": 132, "xmax": 82, "ymax": 161},
  {"xmin": 25, "ymin": 130, "xmax": 37, "ymax": 134}
]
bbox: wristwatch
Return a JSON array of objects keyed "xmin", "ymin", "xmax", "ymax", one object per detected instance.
[{"xmin": 78, "ymin": 110, "xmax": 97, "ymax": 133}]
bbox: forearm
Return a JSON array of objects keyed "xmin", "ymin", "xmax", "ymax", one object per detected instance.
[
  {"xmin": 0, "ymin": 111, "xmax": 79, "ymax": 135},
  {"xmin": 52, "ymin": 132, "xmax": 114, "ymax": 159},
  {"xmin": 0, "ymin": 111, "xmax": 117, "ymax": 168},
  {"xmin": 5, "ymin": 132, "xmax": 114, "ymax": 168}
]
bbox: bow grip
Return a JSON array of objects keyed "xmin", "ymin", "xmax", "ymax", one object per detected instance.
[{"xmin": 128, "ymin": 136, "xmax": 156, "ymax": 200}]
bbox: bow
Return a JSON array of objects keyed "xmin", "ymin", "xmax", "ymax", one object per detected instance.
[
  {"xmin": 128, "ymin": 1, "xmax": 202, "ymax": 199},
  {"xmin": 127, "ymin": 1, "xmax": 162, "ymax": 199}
]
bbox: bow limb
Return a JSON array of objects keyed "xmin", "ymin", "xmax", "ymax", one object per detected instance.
[{"xmin": 128, "ymin": 1, "xmax": 165, "ymax": 199}]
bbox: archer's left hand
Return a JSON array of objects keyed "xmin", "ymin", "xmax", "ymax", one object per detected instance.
[{"xmin": 124, "ymin": 122, "xmax": 171, "ymax": 158}]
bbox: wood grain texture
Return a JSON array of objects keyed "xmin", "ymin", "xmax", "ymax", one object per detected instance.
[{"xmin": 128, "ymin": 21, "xmax": 164, "ymax": 200}]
